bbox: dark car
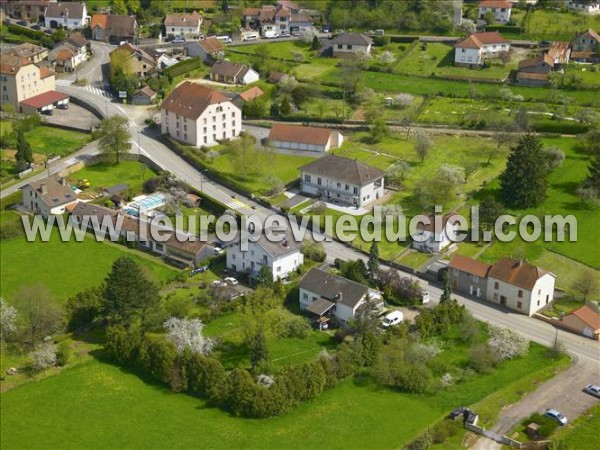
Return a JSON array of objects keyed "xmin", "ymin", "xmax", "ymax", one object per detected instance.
[
  {"xmin": 31, "ymin": 24, "xmax": 42, "ymax": 30},
  {"xmin": 191, "ymin": 265, "xmax": 209, "ymax": 276},
  {"xmin": 57, "ymin": 103, "xmax": 69, "ymax": 110},
  {"xmin": 16, "ymin": 20, "xmax": 28, "ymax": 26},
  {"xmin": 41, "ymin": 109, "xmax": 53, "ymax": 115}
]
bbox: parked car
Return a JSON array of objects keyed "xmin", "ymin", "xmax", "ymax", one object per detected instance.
[
  {"xmin": 57, "ymin": 103, "xmax": 69, "ymax": 110},
  {"xmin": 280, "ymin": 30, "xmax": 290, "ymax": 37},
  {"xmin": 191, "ymin": 265, "xmax": 209, "ymax": 275},
  {"xmin": 41, "ymin": 109, "xmax": 53, "ymax": 115},
  {"xmin": 583, "ymin": 384, "xmax": 600, "ymax": 398},
  {"xmin": 224, "ymin": 277, "xmax": 238, "ymax": 285},
  {"xmin": 422, "ymin": 291, "xmax": 430, "ymax": 304},
  {"xmin": 375, "ymin": 29, "xmax": 385, "ymax": 36},
  {"xmin": 173, "ymin": 36, "xmax": 186, "ymax": 43},
  {"xmin": 544, "ymin": 409, "xmax": 568, "ymax": 425},
  {"xmin": 381, "ymin": 310, "xmax": 403, "ymax": 328},
  {"xmin": 213, "ymin": 247, "xmax": 224, "ymax": 255},
  {"xmin": 16, "ymin": 20, "xmax": 28, "ymax": 26}
]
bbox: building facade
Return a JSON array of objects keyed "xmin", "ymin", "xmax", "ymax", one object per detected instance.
[
  {"xmin": 268, "ymin": 123, "xmax": 344, "ymax": 153},
  {"xmin": 21, "ymin": 176, "xmax": 78, "ymax": 217},
  {"xmin": 454, "ymin": 32, "xmax": 510, "ymax": 67},
  {"xmin": 412, "ymin": 214, "xmax": 460, "ymax": 253},
  {"xmin": 164, "ymin": 11, "xmax": 203, "ymax": 38},
  {"xmin": 0, "ymin": 56, "xmax": 56, "ymax": 110},
  {"xmin": 161, "ymin": 81, "xmax": 241, "ymax": 147},
  {"xmin": 299, "ymin": 155, "xmax": 385, "ymax": 207},
  {"xmin": 331, "ymin": 33, "xmax": 373, "ymax": 57},
  {"xmin": 478, "ymin": 0, "xmax": 512, "ymax": 23},
  {"xmin": 44, "ymin": 1, "xmax": 88, "ymax": 29},
  {"xmin": 568, "ymin": 1, "xmax": 600, "ymax": 15}
]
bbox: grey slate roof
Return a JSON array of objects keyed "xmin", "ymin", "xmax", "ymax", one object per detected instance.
[
  {"xmin": 299, "ymin": 154, "xmax": 384, "ymax": 187},
  {"xmin": 331, "ymin": 32, "xmax": 372, "ymax": 46},
  {"xmin": 299, "ymin": 268, "xmax": 369, "ymax": 308}
]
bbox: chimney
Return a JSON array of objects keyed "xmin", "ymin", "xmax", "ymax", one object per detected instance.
[{"xmin": 40, "ymin": 183, "xmax": 48, "ymax": 195}]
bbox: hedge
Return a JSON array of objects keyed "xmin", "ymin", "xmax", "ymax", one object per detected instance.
[
  {"xmin": 164, "ymin": 57, "xmax": 204, "ymax": 78},
  {"xmin": 484, "ymin": 25, "xmax": 522, "ymax": 34},
  {"xmin": 531, "ymin": 121, "xmax": 590, "ymax": 135}
]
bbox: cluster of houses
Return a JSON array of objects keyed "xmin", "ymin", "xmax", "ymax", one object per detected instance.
[{"xmin": 242, "ymin": 0, "xmax": 314, "ymax": 37}]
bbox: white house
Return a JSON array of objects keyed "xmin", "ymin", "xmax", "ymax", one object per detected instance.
[
  {"xmin": 454, "ymin": 32, "xmax": 510, "ymax": 67},
  {"xmin": 448, "ymin": 255, "xmax": 555, "ymax": 316},
  {"xmin": 225, "ymin": 228, "xmax": 304, "ymax": 281},
  {"xmin": 164, "ymin": 11, "xmax": 203, "ymax": 38},
  {"xmin": 209, "ymin": 61, "xmax": 259, "ymax": 85},
  {"xmin": 299, "ymin": 268, "xmax": 383, "ymax": 327},
  {"xmin": 21, "ymin": 175, "xmax": 78, "ymax": 218},
  {"xmin": 243, "ymin": 1, "xmax": 314, "ymax": 36},
  {"xmin": 330, "ymin": 33, "xmax": 373, "ymax": 57},
  {"xmin": 268, "ymin": 123, "xmax": 344, "ymax": 153},
  {"xmin": 568, "ymin": 1, "xmax": 600, "ymax": 15},
  {"xmin": 44, "ymin": 2, "xmax": 88, "ymax": 29},
  {"xmin": 478, "ymin": 0, "xmax": 512, "ymax": 23},
  {"xmin": 412, "ymin": 214, "xmax": 460, "ymax": 253},
  {"xmin": 487, "ymin": 258, "xmax": 555, "ymax": 316},
  {"xmin": 160, "ymin": 81, "xmax": 242, "ymax": 147},
  {"xmin": 299, "ymin": 154, "xmax": 385, "ymax": 208},
  {"xmin": 186, "ymin": 36, "xmax": 224, "ymax": 63},
  {"xmin": 48, "ymin": 32, "xmax": 88, "ymax": 72}
]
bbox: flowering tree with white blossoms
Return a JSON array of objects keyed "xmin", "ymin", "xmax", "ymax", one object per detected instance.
[
  {"xmin": 164, "ymin": 317, "xmax": 214, "ymax": 355},
  {"xmin": 0, "ymin": 298, "xmax": 18, "ymax": 340},
  {"xmin": 487, "ymin": 325, "xmax": 529, "ymax": 361},
  {"xmin": 30, "ymin": 343, "xmax": 57, "ymax": 370}
]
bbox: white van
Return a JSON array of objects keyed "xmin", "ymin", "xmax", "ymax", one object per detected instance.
[
  {"xmin": 381, "ymin": 310, "xmax": 403, "ymax": 328},
  {"xmin": 422, "ymin": 291, "xmax": 430, "ymax": 304},
  {"xmin": 216, "ymin": 35, "xmax": 232, "ymax": 44},
  {"xmin": 243, "ymin": 33, "xmax": 259, "ymax": 42}
]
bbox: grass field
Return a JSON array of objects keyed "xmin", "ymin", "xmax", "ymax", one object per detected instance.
[
  {"xmin": 68, "ymin": 160, "xmax": 156, "ymax": 196},
  {"xmin": 231, "ymin": 41, "xmax": 313, "ymax": 60},
  {"xmin": 0, "ymin": 212, "xmax": 177, "ymax": 303},
  {"xmin": 0, "ymin": 339, "xmax": 563, "ymax": 450},
  {"xmin": 25, "ymin": 126, "xmax": 90, "ymax": 157},
  {"xmin": 523, "ymin": 9, "xmax": 600, "ymax": 41},
  {"xmin": 554, "ymin": 403, "xmax": 600, "ymax": 450}
]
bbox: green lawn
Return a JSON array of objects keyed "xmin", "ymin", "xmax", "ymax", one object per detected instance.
[
  {"xmin": 397, "ymin": 42, "xmax": 516, "ymax": 81},
  {"xmin": 68, "ymin": 160, "xmax": 157, "ymax": 196},
  {"xmin": 231, "ymin": 41, "xmax": 313, "ymax": 60},
  {"xmin": 523, "ymin": 9, "xmax": 600, "ymax": 41},
  {"xmin": 554, "ymin": 403, "xmax": 600, "ymax": 450},
  {"xmin": 295, "ymin": 59, "xmax": 338, "ymax": 81},
  {"xmin": 0, "ymin": 212, "xmax": 177, "ymax": 303},
  {"xmin": 25, "ymin": 126, "xmax": 90, "ymax": 157},
  {"xmin": 0, "ymin": 339, "xmax": 564, "ymax": 450}
]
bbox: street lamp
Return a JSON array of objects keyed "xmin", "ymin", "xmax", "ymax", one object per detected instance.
[{"xmin": 200, "ymin": 168, "xmax": 208, "ymax": 192}]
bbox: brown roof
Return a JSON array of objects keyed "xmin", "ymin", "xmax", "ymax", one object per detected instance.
[
  {"xmin": 415, "ymin": 213, "xmax": 460, "ymax": 232},
  {"xmin": 134, "ymin": 86, "xmax": 156, "ymax": 98},
  {"xmin": 571, "ymin": 51, "xmax": 596, "ymax": 59},
  {"xmin": 269, "ymin": 71, "xmax": 286, "ymax": 83},
  {"xmin": 456, "ymin": 32, "xmax": 508, "ymax": 49},
  {"xmin": 570, "ymin": 305, "xmax": 600, "ymax": 331},
  {"xmin": 547, "ymin": 41, "xmax": 570, "ymax": 64},
  {"xmin": 299, "ymin": 154, "xmax": 384, "ymax": 186},
  {"xmin": 449, "ymin": 254, "xmax": 492, "ymax": 278},
  {"xmin": 488, "ymin": 258, "xmax": 550, "ymax": 290},
  {"xmin": 164, "ymin": 11, "xmax": 202, "ymax": 27},
  {"xmin": 91, "ymin": 14, "xmax": 136, "ymax": 37},
  {"xmin": 479, "ymin": 1, "xmax": 512, "ymax": 8},
  {"xmin": 24, "ymin": 175, "xmax": 77, "ymax": 206},
  {"xmin": 0, "ymin": 55, "xmax": 33, "ymax": 74},
  {"xmin": 243, "ymin": 7, "xmax": 262, "ymax": 16},
  {"xmin": 197, "ymin": 36, "xmax": 223, "ymax": 53},
  {"xmin": 39, "ymin": 66, "xmax": 55, "ymax": 79},
  {"xmin": 210, "ymin": 61, "xmax": 250, "ymax": 78},
  {"xmin": 20, "ymin": 90, "xmax": 69, "ymax": 108},
  {"xmin": 161, "ymin": 81, "xmax": 231, "ymax": 120},
  {"xmin": 66, "ymin": 32, "xmax": 88, "ymax": 48},
  {"xmin": 55, "ymin": 48, "xmax": 74, "ymax": 60},
  {"xmin": 45, "ymin": 2, "xmax": 86, "ymax": 18},
  {"xmin": 577, "ymin": 28, "xmax": 600, "ymax": 44},
  {"xmin": 111, "ymin": 43, "xmax": 154, "ymax": 63},
  {"xmin": 269, "ymin": 123, "xmax": 337, "ymax": 146},
  {"xmin": 238, "ymin": 86, "xmax": 264, "ymax": 102},
  {"xmin": 518, "ymin": 53, "xmax": 554, "ymax": 69},
  {"xmin": 6, "ymin": 43, "xmax": 47, "ymax": 59},
  {"xmin": 90, "ymin": 14, "xmax": 108, "ymax": 29}
]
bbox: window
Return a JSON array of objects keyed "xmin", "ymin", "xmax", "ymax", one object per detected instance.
[
  {"xmin": 494, "ymin": 282, "xmax": 499, "ymax": 289},
  {"xmin": 183, "ymin": 124, "xmax": 187, "ymax": 131},
  {"xmin": 222, "ymin": 114, "xmax": 226, "ymax": 120},
  {"xmin": 232, "ymin": 254, "xmax": 236, "ymax": 260},
  {"xmin": 345, "ymin": 184, "xmax": 349, "ymax": 191},
  {"xmin": 276, "ymin": 266, "xmax": 281, "ymax": 272},
  {"xmin": 216, "ymin": 106, "xmax": 223, "ymax": 112},
  {"xmin": 337, "ymin": 44, "xmax": 342, "ymax": 49},
  {"xmin": 232, "ymin": 121, "xmax": 236, "ymax": 128},
  {"xmin": 337, "ymin": 182, "xmax": 341, "ymax": 188},
  {"xmin": 461, "ymin": 48, "xmax": 465, "ymax": 53},
  {"xmin": 184, "ymin": 133, "xmax": 187, "ymax": 140},
  {"xmin": 537, "ymin": 300, "xmax": 540, "ymax": 306},
  {"xmin": 347, "ymin": 45, "xmax": 352, "ymax": 50},
  {"xmin": 453, "ymin": 268, "xmax": 459, "ymax": 276},
  {"xmin": 518, "ymin": 290, "xmax": 523, "ymax": 298},
  {"xmin": 317, "ymin": 177, "xmax": 322, "ymax": 186},
  {"xmin": 517, "ymin": 301, "xmax": 522, "ymax": 309},
  {"xmin": 303, "ymin": 293, "xmax": 308, "ymax": 300},
  {"xmin": 203, "ymin": 136, "xmax": 207, "ymax": 144},
  {"xmin": 538, "ymin": 289, "xmax": 541, "ymax": 295},
  {"xmin": 472, "ymin": 275, "xmax": 479, "ymax": 283},
  {"xmin": 304, "ymin": 174, "xmax": 311, "ymax": 183},
  {"xmin": 546, "ymin": 294, "xmax": 549, "ymax": 304},
  {"xmin": 353, "ymin": 187, "xmax": 358, "ymax": 195},
  {"xmin": 493, "ymin": 293, "xmax": 498, "ymax": 300}
]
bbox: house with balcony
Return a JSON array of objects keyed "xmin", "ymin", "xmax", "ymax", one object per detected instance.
[
  {"xmin": 299, "ymin": 268, "xmax": 384, "ymax": 327},
  {"xmin": 454, "ymin": 32, "xmax": 510, "ymax": 68},
  {"xmin": 225, "ymin": 228, "xmax": 304, "ymax": 281},
  {"xmin": 478, "ymin": 0, "xmax": 512, "ymax": 24},
  {"xmin": 299, "ymin": 155, "xmax": 384, "ymax": 208},
  {"xmin": 411, "ymin": 213, "xmax": 461, "ymax": 253},
  {"xmin": 160, "ymin": 81, "xmax": 241, "ymax": 147}
]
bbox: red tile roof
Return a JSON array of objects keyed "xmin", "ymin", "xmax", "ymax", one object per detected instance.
[
  {"xmin": 20, "ymin": 90, "xmax": 69, "ymax": 109},
  {"xmin": 449, "ymin": 254, "xmax": 492, "ymax": 278},
  {"xmin": 39, "ymin": 66, "xmax": 55, "ymax": 79},
  {"xmin": 479, "ymin": 1, "xmax": 512, "ymax": 9},
  {"xmin": 269, "ymin": 123, "xmax": 335, "ymax": 146},
  {"xmin": 55, "ymin": 48, "xmax": 74, "ymax": 61},
  {"xmin": 456, "ymin": 32, "xmax": 508, "ymax": 49},
  {"xmin": 570, "ymin": 305, "xmax": 600, "ymax": 331},
  {"xmin": 161, "ymin": 81, "xmax": 231, "ymax": 120},
  {"xmin": 90, "ymin": 14, "xmax": 108, "ymax": 29},
  {"xmin": 238, "ymin": 86, "xmax": 264, "ymax": 102},
  {"xmin": 488, "ymin": 258, "xmax": 550, "ymax": 290},
  {"xmin": 198, "ymin": 36, "xmax": 223, "ymax": 53},
  {"xmin": 518, "ymin": 53, "xmax": 554, "ymax": 69}
]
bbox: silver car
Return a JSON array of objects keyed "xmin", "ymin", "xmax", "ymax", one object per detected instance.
[
  {"xmin": 583, "ymin": 384, "xmax": 600, "ymax": 398},
  {"xmin": 544, "ymin": 409, "xmax": 568, "ymax": 425}
]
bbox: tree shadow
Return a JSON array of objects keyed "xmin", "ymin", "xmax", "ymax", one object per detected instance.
[{"xmin": 435, "ymin": 47, "xmax": 456, "ymax": 69}]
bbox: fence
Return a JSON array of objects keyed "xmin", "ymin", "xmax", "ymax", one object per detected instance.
[{"xmin": 464, "ymin": 422, "xmax": 522, "ymax": 448}]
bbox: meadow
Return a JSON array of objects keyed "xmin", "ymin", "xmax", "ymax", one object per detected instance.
[{"xmin": 69, "ymin": 160, "xmax": 156, "ymax": 196}]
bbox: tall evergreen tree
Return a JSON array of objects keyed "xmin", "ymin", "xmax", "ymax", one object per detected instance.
[
  {"xmin": 499, "ymin": 134, "xmax": 548, "ymax": 208},
  {"xmin": 15, "ymin": 127, "xmax": 33, "ymax": 164},
  {"xmin": 585, "ymin": 148, "xmax": 600, "ymax": 191},
  {"xmin": 367, "ymin": 241, "xmax": 380, "ymax": 281},
  {"xmin": 250, "ymin": 329, "xmax": 269, "ymax": 371},
  {"xmin": 440, "ymin": 271, "xmax": 452, "ymax": 303}
]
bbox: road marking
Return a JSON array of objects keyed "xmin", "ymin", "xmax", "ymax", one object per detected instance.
[
  {"xmin": 63, "ymin": 158, "xmax": 78, "ymax": 166},
  {"xmin": 56, "ymin": 79, "xmax": 73, "ymax": 86},
  {"xmin": 225, "ymin": 198, "xmax": 248, "ymax": 210}
]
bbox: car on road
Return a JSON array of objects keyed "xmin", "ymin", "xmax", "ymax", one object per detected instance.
[
  {"xmin": 224, "ymin": 277, "xmax": 238, "ymax": 285},
  {"xmin": 544, "ymin": 409, "xmax": 568, "ymax": 425},
  {"xmin": 57, "ymin": 103, "xmax": 69, "ymax": 110},
  {"xmin": 583, "ymin": 384, "xmax": 600, "ymax": 398},
  {"xmin": 41, "ymin": 109, "xmax": 53, "ymax": 115}
]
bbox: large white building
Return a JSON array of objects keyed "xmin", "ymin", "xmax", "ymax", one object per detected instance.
[
  {"xmin": 268, "ymin": 123, "xmax": 344, "ymax": 153},
  {"xmin": 160, "ymin": 81, "xmax": 241, "ymax": 147},
  {"xmin": 164, "ymin": 11, "xmax": 203, "ymax": 38},
  {"xmin": 299, "ymin": 268, "xmax": 384, "ymax": 327},
  {"xmin": 449, "ymin": 255, "xmax": 556, "ymax": 316},
  {"xmin": 225, "ymin": 228, "xmax": 304, "ymax": 281},
  {"xmin": 299, "ymin": 155, "xmax": 385, "ymax": 208},
  {"xmin": 412, "ymin": 214, "xmax": 461, "ymax": 253},
  {"xmin": 454, "ymin": 32, "xmax": 510, "ymax": 68},
  {"xmin": 44, "ymin": 2, "xmax": 88, "ymax": 29},
  {"xmin": 478, "ymin": 0, "xmax": 512, "ymax": 23},
  {"xmin": 568, "ymin": 1, "xmax": 600, "ymax": 15}
]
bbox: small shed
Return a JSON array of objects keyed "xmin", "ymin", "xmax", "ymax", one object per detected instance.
[{"xmin": 132, "ymin": 86, "xmax": 157, "ymax": 105}]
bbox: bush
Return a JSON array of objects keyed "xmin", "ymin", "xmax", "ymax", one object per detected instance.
[
  {"xmin": 431, "ymin": 419, "xmax": 461, "ymax": 444},
  {"xmin": 164, "ymin": 57, "xmax": 204, "ymax": 78},
  {"xmin": 280, "ymin": 316, "xmax": 311, "ymax": 339},
  {"xmin": 56, "ymin": 341, "xmax": 72, "ymax": 366},
  {"xmin": 469, "ymin": 343, "xmax": 498, "ymax": 373}
]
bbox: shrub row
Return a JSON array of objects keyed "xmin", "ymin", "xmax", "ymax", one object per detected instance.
[
  {"xmin": 531, "ymin": 121, "xmax": 590, "ymax": 134},
  {"xmin": 104, "ymin": 326, "xmax": 363, "ymax": 418},
  {"xmin": 164, "ymin": 57, "xmax": 204, "ymax": 78}
]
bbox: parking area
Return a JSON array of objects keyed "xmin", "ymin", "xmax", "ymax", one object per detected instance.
[{"xmin": 43, "ymin": 103, "xmax": 100, "ymax": 131}]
